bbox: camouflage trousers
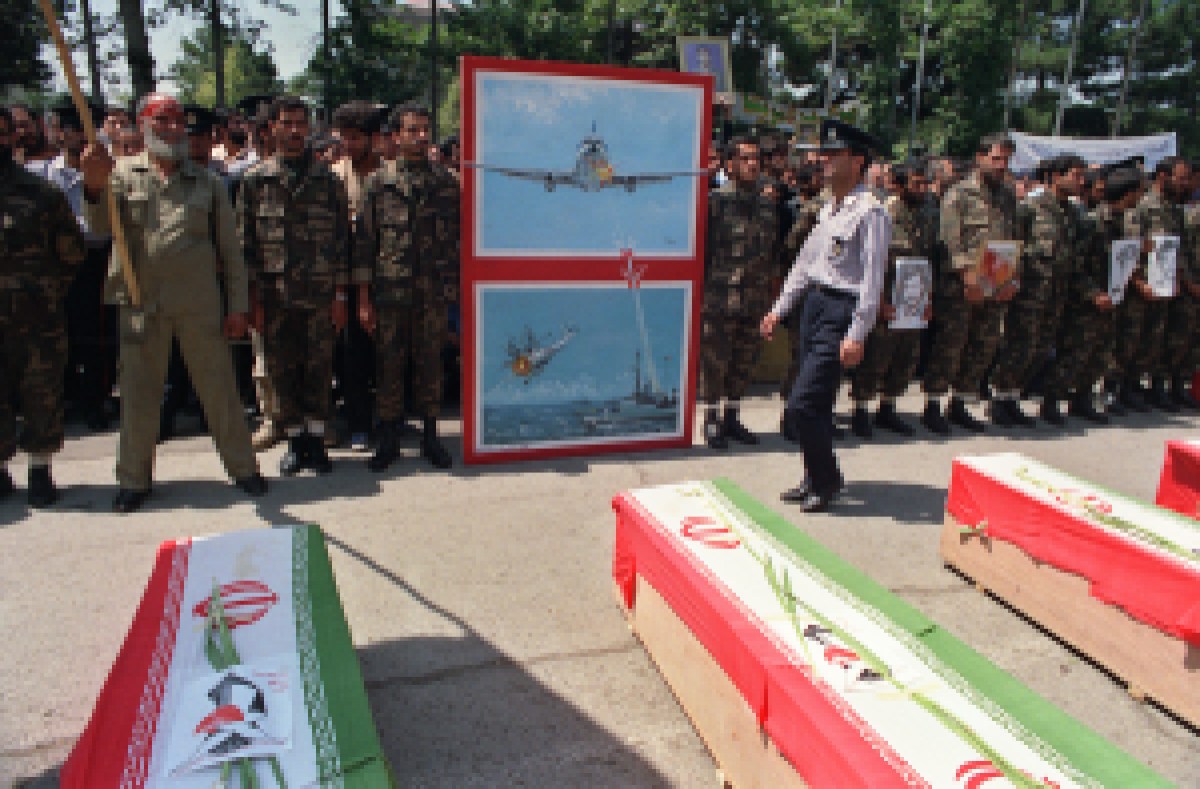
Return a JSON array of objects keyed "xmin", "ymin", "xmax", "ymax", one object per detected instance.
[
  {"xmin": 263, "ymin": 304, "xmax": 335, "ymax": 429},
  {"xmin": 699, "ymin": 308, "xmax": 762, "ymax": 403},
  {"xmin": 0, "ymin": 311, "xmax": 68, "ymax": 461},
  {"xmin": 1045, "ymin": 302, "xmax": 1116, "ymax": 397},
  {"xmin": 375, "ymin": 300, "xmax": 446, "ymax": 422},
  {"xmin": 1113, "ymin": 293, "xmax": 1148, "ymax": 380},
  {"xmin": 1139, "ymin": 300, "xmax": 1170, "ymax": 378},
  {"xmin": 1164, "ymin": 292, "xmax": 1198, "ymax": 375},
  {"xmin": 989, "ymin": 277, "xmax": 1052, "ymax": 393},
  {"xmin": 922, "ymin": 272, "xmax": 1007, "ymax": 398},
  {"xmin": 849, "ymin": 324, "xmax": 921, "ymax": 402}
]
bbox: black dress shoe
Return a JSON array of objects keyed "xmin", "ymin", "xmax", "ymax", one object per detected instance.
[
  {"xmin": 780, "ymin": 480, "xmax": 812, "ymax": 503},
  {"xmin": 1148, "ymin": 377, "xmax": 1179, "ymax": 412},
  {"xmin": 703, "ymin": 416, "xmax": 727, "ymax": 450},
  {"xmin": 1040, "ymin": 398, "xmax": 1067, "ymax": 426},
  {"xmin": 279, "ymin": 436, "xmax": 304, "ymax": 476},
  {"xmin": 1008, "ymin": 399, "xmax": 1037, "ymax": 427},
  {"xmin": 947, "ymin": 398, "xmax": 986, "ymax": 433},
  {"xmin": 1172, "ymin": 377, "xmax": 1200, "ymax": 410},
  {"xmin": 874, "ymin": 403, "xmax": 914, "ymax": 435},
  {"xmin": 723, "ymin": 411, "xmax": 759, "ymax": 445},
  {"xmin": 796, "ymin": 490, "xmax": 836, "ymax": 513},
  {"xmin": 1069, "ymin": 394, "xmax": 1108, "ymax": 424},
  {"xmin": 27, "ymin": 467, "xmax": 58, "ymax": 508},
  {"xmin": 234, "ymin": 472, "xmax": 268, "ymax": 497},
  {"xmin": 989, "ymin": 399, "xmax": 1016, "ymax": 428},
  {"xmin": 368, "ymin": 422, "xmax": 399, "ymax": 472},
  {"xmin": 113, "ymin": 488, "xmax": 151, "ymax": 514},
  {"xmin": 305, "ymin": 434, "xmax": 334, "ymax": 474},
  {"xmin": 420, "ymin": 418, "xmax": 453, "ymax": 469},
  {"xmin": 0, "ymin": 468, "xmax": 14, "ymax": 500},
  {"xmin": 921, "ymin": 401, "xmax": 951, "ymax": 435},
  {"xmin": 850, "ymin": 406, "xmax": 873, "ymax": 438}
]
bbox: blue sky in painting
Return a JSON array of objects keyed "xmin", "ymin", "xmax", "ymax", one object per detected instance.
[
  {"xmin": 474, "ymin": 73, "xmax": 704, "ymax": 256},
  {"xmin": 478, "ymin": 284, "xmax": 689, "ymax": 405}
]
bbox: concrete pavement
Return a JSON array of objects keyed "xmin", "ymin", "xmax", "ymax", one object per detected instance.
[{"xmin": 2, "ymin": 389, "xmax": 1198, "ymax": 786}]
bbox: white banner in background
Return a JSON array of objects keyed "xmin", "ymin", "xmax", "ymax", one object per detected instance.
[{"xmin": 1009, "ymin": 131, "xmax": 1177, "ymax": 174}]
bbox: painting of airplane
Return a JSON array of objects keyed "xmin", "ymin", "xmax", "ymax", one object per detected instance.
[
  {"xmin": 466, "ymin": 123, "xmax": 707, "ymax": 193},
  {"xmin": 506, "ymin": 325, "xmax": 578, "ymax": 382}
]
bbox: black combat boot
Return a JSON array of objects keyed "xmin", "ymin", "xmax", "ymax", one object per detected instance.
[
  {"xmin": 703, "ymin": 408, "xmax": 727, "ymax": 450},
  {"xmin": 305, "ymin": 433, "xmax": 334, "ymax": 474},
  {"xmin": 368, "ymin": 421, "xmax": 400, "ymax": 472},
  {"xmin": 874, "ymin": 401, "xmax": 914, "ymax": 435},
  {"xmin": 1040, "ymin": 397, "xmax": 1066, "ymax": 426},
  {"xmin": 1069, "ymin": 392, "xmax": 1108, "ymax": 424},
  {"xmin": 420, "ymin": 418, "xmax": 453, "ymax": 469},
  {"xmin": 1008, "ymin": 398, "xmax": 1037, "ymax": 427},
  {"xmin": 947, "ymin": 397, "xmax": 985, "ymax": 433},
  {"xmin": 279, "ymin": 434, "xmax": 305, "ymax": 476},
  {"xmin": 921, "ymin": 400, "xmax": 951, "ymax": 435},
  {"xmin": 1104, "ymin": 379, "xmax": 1126, "ymax": 416},
  {"xmin": 1121, "ymin": 378, "xmax": 1150, "ymax": 412},
  {"xmin": 0, "ymin": 468, "xmax": 13, "ymax": 500},
  {"xmin": 1171, "ymin": 374, "xmax": 1200, "ymax": 410},
  {"xmin": 989, "ymin": 399, "xmax": 1016, "ymax": 428},
  {"xmin": 26, "ymin": 466, "xmax": 58, "ymax": 508},
  {"xmin": 723, "ymin": 406, "xmax": 759, "ymax": 445},
  {"xmin": 850, "ymin": 405, "xmax": 873, "ymax": 438}
]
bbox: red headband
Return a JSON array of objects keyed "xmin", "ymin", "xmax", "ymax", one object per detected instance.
[{"xmin": 138, "ymin": 94, "xmax": 183, "ymax": 122}]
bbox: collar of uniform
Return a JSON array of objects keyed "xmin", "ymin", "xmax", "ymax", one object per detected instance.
[{"xmin": 824, "ymin": 182, "xmax": 874, "ymax": 216}]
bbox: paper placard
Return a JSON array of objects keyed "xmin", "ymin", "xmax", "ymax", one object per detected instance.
[
  {"xmin": 1108, "ymin": 238, "xmax": 1141, "ymax": 304},
  {"xmin": 975, "ymin": 240, "xmax": 1021, "ymax": 298},
  {"xmin": 1147, "ymin": 234, "xmax": 1179, "ymax": 298},
  {"xmin": 889, "ymin": 257, "xmax": 931, "ymax": 330}
]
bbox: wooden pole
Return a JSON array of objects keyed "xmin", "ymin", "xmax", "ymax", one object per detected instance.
[{"xmin": 37, "ymin": 0, "xmax": 141, "ymax": 307}]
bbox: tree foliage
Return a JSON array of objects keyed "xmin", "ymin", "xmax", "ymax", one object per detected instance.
[
  {"xmin": 0, "ymin": 0, "xmax": 53, "ymax": 93},
  {"xmin": 169, "ymin": 27, "xmax": 282, "ymax": 107}
]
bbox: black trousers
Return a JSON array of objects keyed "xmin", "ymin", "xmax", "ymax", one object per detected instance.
[{"xmin": 786, "ymin": 287, "xmax": 854, "ymax": 494}]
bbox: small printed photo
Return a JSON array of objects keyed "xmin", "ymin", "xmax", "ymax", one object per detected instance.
[
  {"xmin": 890, "ymin": 257, "xmax": 932, "ymax": 330},
  {"xmin": 1147, "ymin": 234, "xmax": 1179, "ymax": 298},
  {"xmin": 475, "ymin": 283, "xmax": 691, "ymax": 451},
  {"xmin": 976, "ymin": 240, "xmax": 1021, "ymax": 298},
  {"xmin": 1108, "ymin": 238, "xmax": 1141, "ymax": 304},
  {"xmin": 677, "ymin": 37, "xmax": 732, "ymax": 97}
]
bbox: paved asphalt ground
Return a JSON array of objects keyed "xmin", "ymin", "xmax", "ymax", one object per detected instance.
[{"xmin": 2, "ymin": 388, "xmax": 1199, "ymax": 787}]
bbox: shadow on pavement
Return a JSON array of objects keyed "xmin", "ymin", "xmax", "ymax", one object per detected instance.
[{"xmin": 831, "ymin": 480, "xmax": 948, "ymax": 524}]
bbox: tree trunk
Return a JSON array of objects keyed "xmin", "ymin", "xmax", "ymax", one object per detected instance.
[
  {"xmin": 210, "ymin": 0, "xmax": 224, "ymax": 108},
  {"xmin": 118, "ymin": 0, "xmax": 154, "ymax": 101},
  {"xmin": 80, "ymin": 0, "xmax": 103, "ymax": 102}
]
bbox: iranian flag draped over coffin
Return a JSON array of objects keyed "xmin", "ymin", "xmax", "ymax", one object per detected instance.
[
  {"xmin": 613, "ymin": 480, "xmax": 1168, "ymax": 788},
  {"xmin": 62, "ymin": 525, "xmax": 393, "ymax": 788}
]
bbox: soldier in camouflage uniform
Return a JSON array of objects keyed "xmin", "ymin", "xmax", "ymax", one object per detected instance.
[
  {"xmin": 0, "ymin": 106, "xmax": 86, "ymax": 507},
  {"xmin": 237, "ymin": 96, "xmax": 351, "ymax": 475},
  {"xmin": 82, "ymin": 94, "xmax": 266, "ymax": 513},
  {"xmin": 701, "ymin": 136, "xmax": 779, "ymax": 449},
  {"xmin": 1050, "ymin": 168, "xmax": 1144, "ymax": 420},
  {"xmin": 1156, "ymin": 158, "xmax": 1198, "ymax": 409},
  {"xmin": 989, "ymin": 154, "xmax": 1086, "ymax": 427},
  {"xmin": 356, "ymin": 102, "xmax": 456, "ymax": 470},
  {"xmin": 921, "ymin": 134, "xmax": 1019, "ymax": 434},
  {"xmin": 1123, "ymin": 156, "xmax": 1191, "ymax": 411},
  {"xmin": 849, "ymin": 164, "xmax": 936, "ymax": 437}
]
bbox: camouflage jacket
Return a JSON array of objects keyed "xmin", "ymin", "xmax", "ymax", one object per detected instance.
[
  {"xmin": 236, "ymin": 153, "xmax": 350, "ymax": 308},
  {"xmin": 783, "ymin": 194, "xmax": 825, "ymax": 270},
  {"xmin": 1183, "ymin": 202, "xmax": 1200, "ymax": 286},
  {"xmin": 884, "ymin": 194, "xmax": 938, "ymax": 302},
  {"xmin": 356, "ymin": 157, "xmax": 460, "ymax": 307},
  {"xmin": 1017, "ymin": 190, "xmax": 1082, "ymax": 284},
  {"xmin": 0, "ymin": 160, "xmax": 85, "ymax": 321},
  {"xmin": 84, "ymin": 152, "xmax": 245, "ymax": 315},
  {"xmin": 705, "ymin": 181, "xmax": 779, "ymax": 312},
  {"xmin": 1124, "ymin": 188, "xmax": 1189, "ymax": 283},
  {"xmin": 940, "ymin": 171, "xmax": 1018, "ymax": 274},
  {"xmin": 1071, "ymin": 204, "xmax": 1120, "ymax": 303}
]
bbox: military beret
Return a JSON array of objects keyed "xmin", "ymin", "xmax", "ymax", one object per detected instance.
[
  {"xmin": 818, "ymin": 119, "xmax": 882, "ymax": 156},
  {"xmin": 183, "ymin": 105, "xmax": 220, "ymax": 135},
  {"xmin": 51, "ymin": 102, "xmax": 104, "ymax": 132}
]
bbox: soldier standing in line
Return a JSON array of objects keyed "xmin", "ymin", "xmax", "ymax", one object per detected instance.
[
  {"xmin": 1050, "ymin": 168, "xmax": 1144, "ymax": 421},
  {"xmin": 920, "ymin": 134, "xmax": 1019, "ymax": 435},
  {"xmin": 357, "ymin": 102, "xmax": 457, "ymax": 471},
  {"xmin": 330, "ymin": 101, "xmax": 386, "ymax": 452},
  {"xmin": 1154, "ymin": 158, "xmax": 1198, "ymax": 409},
  {"xmin": 0, "ymin": 106, "xmax": 86, "ymax": 506},
  {"xmin": 237, "ymin": 96, "xmax": 351, "ymax": 476},
  {"xmin": 848, "ymin": 163, "xmax": 936, "ymax": 437},
  {"xmin": 989, "ymin": 154, "xmax": 1086, "ymax": 427},
  {"xmin": 700, "ymin": 135, "xmax": 779, "ymax": 449},
  {"xmin": 1125, "ymin": 156, "xmax": 1191, "ymax": 411},
  {"xmin": 81, "ymin": 94, "xmax": 266, "ymax": 513}
]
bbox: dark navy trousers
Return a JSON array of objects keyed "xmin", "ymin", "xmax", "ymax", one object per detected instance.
[{"xmin": 786, "ymin": 286, "xmax": 855, "ymax": 494}]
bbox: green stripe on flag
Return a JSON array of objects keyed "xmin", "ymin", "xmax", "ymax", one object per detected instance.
[
  {"xmin": 298, "ymin": 525, "xmax": 395, "ymax": 787},
  {"xmin": 710, "ymin": 479, "xmax": 1170, "ymax": 787}
]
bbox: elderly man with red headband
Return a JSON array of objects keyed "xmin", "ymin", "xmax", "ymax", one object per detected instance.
[{"xmin": 80, "ymin": 93, "xmax": 266, "ymax": 513}]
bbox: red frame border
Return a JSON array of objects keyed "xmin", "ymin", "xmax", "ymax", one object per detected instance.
[{"xmin": 460, "ymin": 55, "xmax": 713, "ymax": 465}]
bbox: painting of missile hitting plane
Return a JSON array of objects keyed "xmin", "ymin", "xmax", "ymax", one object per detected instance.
[
  {"xmin": 467, "ymin": 67, "xmax": 708, "ymax": 258},
  {"xmin": 475, "ymin": 283, "xmax": 690, "ymax": 451}
]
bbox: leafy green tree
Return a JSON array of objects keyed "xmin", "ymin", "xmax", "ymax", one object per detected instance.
[
  {"xmin": 1, "ymin": 0, "xmax": 54, "ymax": 93},
  {"xmin": 168, "ymin": 27, "xmax": 282, "ymax": 107}
]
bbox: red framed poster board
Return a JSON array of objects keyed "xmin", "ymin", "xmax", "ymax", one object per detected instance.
[{"xmin": 460, "ymin": 55, "xmax": 712, "ymax": 464}]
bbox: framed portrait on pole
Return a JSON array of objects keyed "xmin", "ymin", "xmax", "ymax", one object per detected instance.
[{"xmin": 460, "ymin": 56, "xmax": 712, "ymax": 464}]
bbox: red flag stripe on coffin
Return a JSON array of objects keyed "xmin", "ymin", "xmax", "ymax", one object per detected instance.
[
  {"xmin": 613, "ymin": 492, "xmax": 924, "ymax": 787},
  {"xmin": 1156, "ymin": 440, "xmax": 1200, "ymax": 519},
  {"xmin": 191, "ymin": 579, "xmax": 279, "ymax": 628},
  {"xmin": 61, "ymin": 540, "xmax": 193, "ymax": 787}
]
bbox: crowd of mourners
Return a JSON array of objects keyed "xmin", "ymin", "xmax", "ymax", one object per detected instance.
[{"xmin": 1, "ymin": 91, "xmax": 1197, "ymax": 512}]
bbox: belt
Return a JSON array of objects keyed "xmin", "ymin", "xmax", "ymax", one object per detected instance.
[{"xmin": 814, "ymin": 282, "xmax": 857, "ymax": 302}]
